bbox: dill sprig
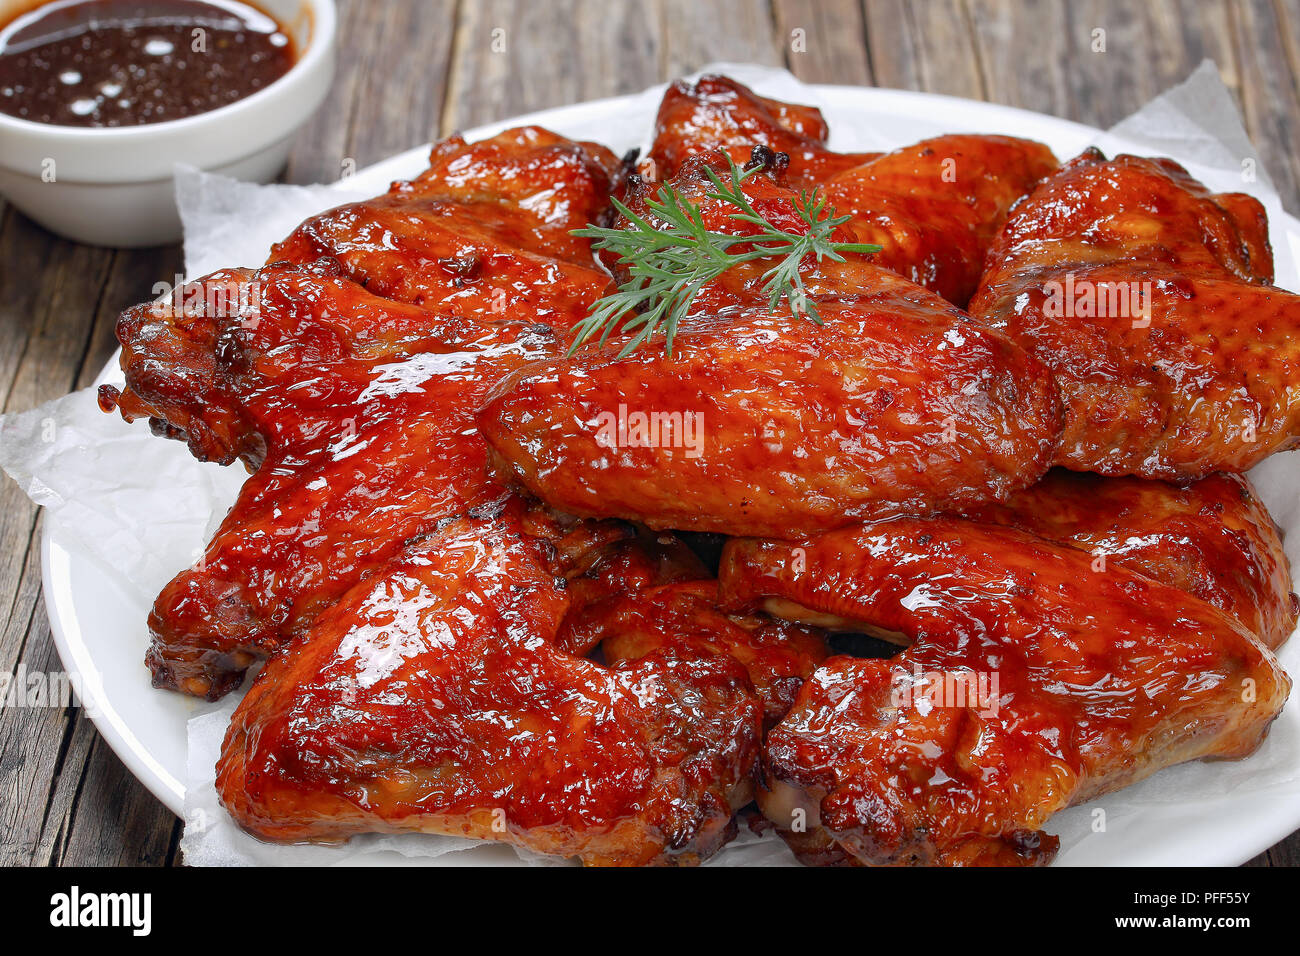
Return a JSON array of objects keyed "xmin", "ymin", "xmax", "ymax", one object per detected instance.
[{"xmin": 569, "ymin": 154, "xmax": 881, "ymax": 358}]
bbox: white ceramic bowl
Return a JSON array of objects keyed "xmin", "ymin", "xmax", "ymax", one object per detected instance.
[{"xmin": 0, "ymin": 0, "xmax": 336, "ymax": 246}]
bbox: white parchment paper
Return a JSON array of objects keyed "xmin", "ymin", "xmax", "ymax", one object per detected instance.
[{"xmin": 2, "ymin": 61, "xmax": 1298, "ymax": 867}]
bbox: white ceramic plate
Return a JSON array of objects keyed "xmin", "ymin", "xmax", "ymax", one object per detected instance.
[{"xmin": 41, "ymin": 75, "xmax": 1300, "ymax": 865}]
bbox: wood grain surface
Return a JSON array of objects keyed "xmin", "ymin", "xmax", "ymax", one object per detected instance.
[{"xmin": 0, "ymin": 0, "xmax": 1296, "ymax": 867}]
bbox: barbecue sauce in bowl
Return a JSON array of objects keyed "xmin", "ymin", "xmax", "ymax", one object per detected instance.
[{"xmin": 0, "ymin": 0, "xmax": 296, "ymax": 127}]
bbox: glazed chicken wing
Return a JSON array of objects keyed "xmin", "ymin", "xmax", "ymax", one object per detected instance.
[
  {"xmin": 103, "ymin": 261, "xmax": 560, "ymax": 698},
  {"xmin": 648, "ymin": 77, "xmax": 1056, "ymax": 306},
  {"xmin": 646, "ymin": 74, "xmax": 879, "ymax": 188},
  {"xmin": 581, "ymin": 578, "xmax": 830, "ymax": 726},
  {"xmin": 217, "ymin": 507, "xmax": 761, "ymax": 865},
  {"xmin": 969, "ymin": 150, "xmax": 1300, "ymax": 478},
  {"xmin": 479, "ymin": 291, "xmax": 1060, "ymax": 537},
  {"xmin": 754, "ymin": 466, "xmax": 1298, "ymax": 651},
  {"xmin": 719, "ymin": 518, "xmax": 1291, "ymax": 866},
  {"xmin": 479, "ymin": 156, "xmax": 1062, "ymax": 538},
  {"xmin": 970, "ymin": 469, "xmax": 1298, "ymax": 649},
  {"xmin": 553, "ymin": 527, "xmax": 709, "ymax": 656},
  {"xmin": 101, "ymin": 127, "xmax": 623, "ymax": 698},
  {"xmin": 822, "ymin": 134, "xmax": 1058, "ymax": 306},
  {"xmin": 271, "ymin": 126, "xmax": 621, "ymax": 322}
]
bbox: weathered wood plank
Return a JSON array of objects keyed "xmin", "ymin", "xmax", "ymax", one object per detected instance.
[
  {"xmin": 1061, "ymin": 0, "xmax": 1164, "ymax": 124},
  {"xmin": 1059, "ymin": 0, "xmax": 1238, "ymax": 130},
  {"xmin": 965, "ymin": 0, "xmax": 1073, "ymax": 116},
  {"xmin": 0, "ymin": 566, "xmax": 114, "ymax": 867},
  {"xmin": 1234, "ymin": 0, "xmax": 1300, "ymax": 211},
  {"xmin": 864, "ymin": 0, "xmax": 985, "ymax": 98},
  {"xmin": 1264, "ymin": 832, "xmax": 1300, "ymax": 865},
  {"xmin": 657, "ymin": 0, "xmax": 784, "ymax": 79},
  {"xmin": 961, "ymin": 0, "xmax": 1240, "ymax": 138},
  {"xmin": 0, "ymin": 517, "xmax": 67, "ymax": 866},
  {"xmin": 284, "ymin": 0, "xmax": 458, "ymax": 183},
  {"xmin": 774, "ymin": 0, "xmax": 873, "ymax": 85},
  {"xmin": 0, "ymin": 211, "xmax": 116, "ymax": 865},
  {"xmin": 56, "ymin": 725, "xmax": 180, "ymax": 866},
  {"xmin": 1140, "ymin": 0, "xmax": 1238, "ymax": 98},
  {"xmin": 442, "ymin": 0, "xmax": 662, "ymax": 133}
]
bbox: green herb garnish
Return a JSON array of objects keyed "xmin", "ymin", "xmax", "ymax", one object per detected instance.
[{"xmin": 569, "ymin": 154, "xmax": 882, "ymax": 358}]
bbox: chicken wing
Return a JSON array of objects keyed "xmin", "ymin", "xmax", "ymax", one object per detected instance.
[
  {"xmin": 479, "ymin": 155, "xmax": 1062, "ymax": 538},
  {"xmin": 479, "ymin": 291, "xmax": 1061, "ymax": 536},
  {"xmin": 821, "ymin": 134, "xmax": 1058, "ymax": 306},
  {"xmin": 648, "ymin": 78, "xmax": 1056, "ymax": 305},
  {"xmin": 271, "ymin": 126, "xmax": 621, "ymax": 323},
  {"xmin": 582, "ymin": 579, "xmax": 830, "ymax": 726},
  {"xmin": 969, "ymin": 149, "xmax": 1300, "ymax": 478},
  {"xmin": 970, "ymin": 469, "xmax": 1298, "ymax": 649},
  {"xmin": 102, "ymin": 260, "xmax": 561, "ymax": 698},
  {"xmin": 217, "ymin": 507, "xmax": 761, "ymax": 865},
  {"xmin": 554, "ymin": 527, "xmax": 709, "ymax": 656},
  {"xmin": 646, "ymin": 74, "xmax": 879, "ymax": 188},
  {"xmin": 100, "ymin": 127, "xmax": 625, "ymax": 698},
  {"xmin": 719, "ymin": 518, "xmax": 1290, "ymax": 866}
]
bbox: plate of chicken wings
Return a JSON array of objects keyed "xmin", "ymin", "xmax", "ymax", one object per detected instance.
[{"xmin": 44, "ymin": 68, "xmax": 1300, "ymax": 866}]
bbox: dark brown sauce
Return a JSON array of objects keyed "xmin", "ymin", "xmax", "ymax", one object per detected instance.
[{"xmin": 0, "ymin": 0, "xmax": 296, "ymax": 127}]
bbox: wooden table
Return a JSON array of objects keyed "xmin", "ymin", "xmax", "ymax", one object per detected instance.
[{"xmin": 2, "ymin": 0, "xmax": 1297, "ymax": 867}]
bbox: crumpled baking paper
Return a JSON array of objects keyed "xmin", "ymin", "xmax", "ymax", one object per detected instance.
[{"xmin": 1, "ymin": 60, "xmax": 1298, "ymax": 867}]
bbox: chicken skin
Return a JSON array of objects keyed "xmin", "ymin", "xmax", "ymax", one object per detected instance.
[
  {"xmin": 970, "ymin": 149, "xmax": 1300, "ymax": 478},
  {"xmin": 479, "ymin": 155, "xmax": 1062, "ymax": 538},
  {"xmin": 271, "ymin": 126, "xmax": 622, "ymax": 321},
  {"xmin": 554, "ymin": 528, "xmax": 709, "ymax": 656},
  {"xmin": 217, "ymin": 507, "xmax": 762, "ymax": 866},
  {"xmin": 479, "ymin": 289, "xmax": 1060, "ymax": 538},
  {"xmin": 103, "ymin": 260, "xmax": 562, "ymax": 698},
  {"xmin": 648, "ymin": 77, "xmax": 1056, "ymax": 306},
  {"xmin": 822, "ymin": 134, "xmax": 1059, "ymax": 306},
  {"xmin": 646, "ymin": 74, "xmax": 879, "ymax": 188},
  {"xmin": 719, "ymin": 518, "xmax": 1291, "ymax": 866},
  {"xmin": 639, "ymin": 74, "xmax": 1055, "ymax": 312},
  {"xmin": 100, "ymin": 127, "xmax": 623, "ymax": 698},
  {"xmin": 582, "ymin": 579, "xmax": 830, "ymax": 726},
  {"xmin": 970, "ymin": 469, "xmax": 1298, "ymax": 650}
]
